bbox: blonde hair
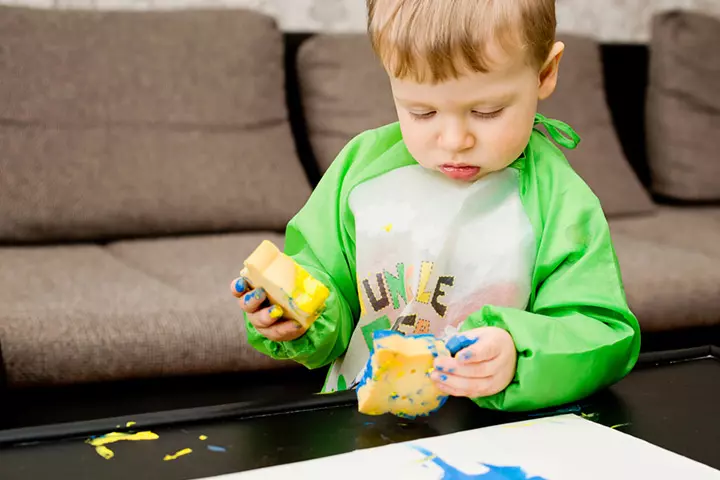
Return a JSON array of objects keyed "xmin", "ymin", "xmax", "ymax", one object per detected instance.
[{"xmin": 367, "ymin": 0, "xmax": 556, "ymax": 83}]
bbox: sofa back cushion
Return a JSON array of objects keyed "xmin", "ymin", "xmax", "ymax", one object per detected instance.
[
  {"xmin": 0, "ymin": 7, "xmax": 311, "ymax": 243},
  {"xmin": 297, "ymin": 33, "xmax": 655, "ymax": 218},
  {"xmin": 646, "ymin": 11, "xmax": 720, "ymax": 201},
  {"xmin": 297, "ymin": 34, "xmax": 398, "ymax": 174}
]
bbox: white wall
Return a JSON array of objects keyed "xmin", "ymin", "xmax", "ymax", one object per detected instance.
[{"xmin": 1, "ymin": 0, "xmax": 719, "ymax": 42}]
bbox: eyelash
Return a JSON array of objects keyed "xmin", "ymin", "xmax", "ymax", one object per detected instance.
[{"xmin": 409, "ymin": 109, "xmax": 504, "ymax": 121}]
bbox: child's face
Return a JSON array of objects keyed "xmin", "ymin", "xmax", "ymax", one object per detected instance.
[{"xmin": 389, "ymin": 42, "xmax": 564, "ymax": 182}]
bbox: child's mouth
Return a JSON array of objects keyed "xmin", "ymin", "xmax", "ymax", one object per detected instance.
[{"xmin": 439, "ymin": 164, "xmax": 481, "ymax": 181}]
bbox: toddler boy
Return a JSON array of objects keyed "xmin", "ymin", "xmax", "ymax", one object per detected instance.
[{"xmin": 232, "ymin": 0, "xmax": 640, "ymax": 411}]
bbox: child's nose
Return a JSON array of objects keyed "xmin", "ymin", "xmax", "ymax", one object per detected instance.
[{"xmin": 438, "ymin": 124, "xmax": 475, "ymax": 152}]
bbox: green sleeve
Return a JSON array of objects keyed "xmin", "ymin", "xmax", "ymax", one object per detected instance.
[
  {"xmin": 245, "ymin": 124, "xmax": 414, "ymax": 369},
  {"xmin": 461, "ymin": 123, "xmax": 641, "ymax": 412}
]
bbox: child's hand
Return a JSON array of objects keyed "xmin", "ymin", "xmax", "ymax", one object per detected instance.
[
  {"xmin": 230, "ymin": 277, "xmax": 306, "ymax": 342},
  {"xmin": 431, "ymin": 327, "xmax": 517, "ymax": 398}
]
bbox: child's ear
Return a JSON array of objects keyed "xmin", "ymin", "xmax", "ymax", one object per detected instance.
[{"xmin": 538, "ymin": 41, "xmax": 565, "ymax": 100}]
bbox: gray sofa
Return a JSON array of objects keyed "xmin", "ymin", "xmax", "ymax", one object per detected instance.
[{"xmin": 0, "ymin": 6, "xmax": 718, "ymax": 389}]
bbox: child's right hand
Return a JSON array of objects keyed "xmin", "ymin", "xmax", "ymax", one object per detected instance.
[{"xmin": 230, "ymin": 277, "xmax": 307, "ymax": 342}]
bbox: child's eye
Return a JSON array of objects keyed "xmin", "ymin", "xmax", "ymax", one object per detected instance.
[
  {"xmin": 471, "ymin": 108, "xmax": 504, "ymax": 119},
  {"xmin": 409, "ymin": 111, "xmax": 436, "ymax": 120}
]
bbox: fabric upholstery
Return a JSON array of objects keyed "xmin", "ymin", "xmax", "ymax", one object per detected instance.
[
  {"xmin": 610, "ymin": 206, "xmax": 720, "ymax": 259},
  {"xmin": 538, "ymin": 34, "xmax": 655, "ymax": 217},
  {"xmin": 646, "ymin": 11, "xmax": 720, "ymax": 201},
  {"xmin": 0, "ymin": 7, "xmax": 310, "ymax": 243},
  {"xmin": 0, "ymin": 233, "xmax": 291, "ymax": 387},
  {"xmin": 297, "ymin": 34, "xmax": 399, "ymax": 173},
  {"xmin": 612, "ymin": 233, "xmax": 720, "ymax": 332}
]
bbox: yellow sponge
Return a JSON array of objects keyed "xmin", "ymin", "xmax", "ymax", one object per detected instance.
[
  {"xmin": 357, "ymin": 331, "xmax": 450, "ymax": 419},
  {"xmin": 241, "ymin": 240, "xmax": 330, "ymax": 329}
]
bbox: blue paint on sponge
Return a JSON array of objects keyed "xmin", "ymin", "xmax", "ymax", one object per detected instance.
[{"xmin": 446, "ymin": 335, "xmax": 478, "ymax": 356}]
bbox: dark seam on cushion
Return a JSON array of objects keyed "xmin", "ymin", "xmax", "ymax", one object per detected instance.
[{"xmin": 0, "ymin": 117, "xmax": 288, "ymax": 133}]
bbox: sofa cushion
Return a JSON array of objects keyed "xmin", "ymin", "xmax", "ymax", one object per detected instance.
[
  {"xmin": 297, "ymin": 34, "xmax": 398, "ymax": 173},
  {"xmin": 538, "ymin": 34, "xmax": 655, "ymax": 217},
  {"xmin": 646, "ymin": 11, "xmax": 720, "ymax": 201},
  {"xmin": 297, "ymin": 33, "xmax": 654, "ymax": 218},
  {"xmin": 0, "ymin": 234, "xmax": 291, "ymax": 387},
  {"xmin": 106, "ymin": 232, "xmax": 284, "ymax": 297},
  {"xmin": 610, "ymin": 206, "xmax": 720, "ymax": 259},
  {"xmin": 0, "ymin": 7, "xmax": 310, "ymax": 243},
  {"xmin": 612, "ymin": 234, "xmax": 720, "ymax": 332}
]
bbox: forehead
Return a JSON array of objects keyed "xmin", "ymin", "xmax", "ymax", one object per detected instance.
[{"xmin": 389, "ymin": 48, "xmax": 535, "ymax": 104}]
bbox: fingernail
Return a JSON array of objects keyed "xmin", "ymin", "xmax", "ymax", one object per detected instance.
[
  {"xmin": 269, "ymin": 305, "xmax": 284, "ymax": 320},
  {"xmin": 243, "ymin": 288, "xmax": 263, "ymax": 304},
  {"xmin": 234, "ymin": 278, "xmax": 246, "ymax": 293}
]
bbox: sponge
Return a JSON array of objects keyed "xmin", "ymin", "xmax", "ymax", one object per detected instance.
[
  {"xmin": 241, "ymin": 240, "xmax": 330, "ymax": 329},
  {"xmin": 357, "ymin": 330, "xmax": 450, "ymax": 419}
]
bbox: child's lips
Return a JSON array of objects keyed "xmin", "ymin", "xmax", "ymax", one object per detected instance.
[{"xmin": 439, "ymin": 164, "xmax": 481, "ymax": 180}]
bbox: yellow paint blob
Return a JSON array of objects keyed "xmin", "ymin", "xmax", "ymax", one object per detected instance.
[
  {"xmin": 88, "ymin": 431, "xmax": 159, "ymax": 447},
  {"xmin": 95, "ymin": 446, "xmax": 115, "ymax": 460},
  {"xmin": 164, "ymin": 448, "xmax": 193, "ymax": 461},
  {"xmin": 269, "ymin": 306, "xmax": 284, "ymax": 319},
  {"xmin": 86, "ymin": 431, "xmax": 159, "ymax": 460},
  {"xmin": 199, "ymin": 435, "xmax": 208, "ymax": 441},
  {"xmin": 384, "ymin": 224, "xmax": 393, "ymax": 232},
  {"xmin": 126, "ymin": 421, "xmax": 136, "ymax": 427}
]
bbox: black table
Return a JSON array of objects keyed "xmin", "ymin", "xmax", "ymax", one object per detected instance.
[{"xmin": 0, "ymin": 347, "xmax": 717, "ymax": 480}]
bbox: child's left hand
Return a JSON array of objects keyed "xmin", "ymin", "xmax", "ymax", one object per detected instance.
[{"xmin": 431, "ymin": 327, "xmax": 517, "ymax": 398}]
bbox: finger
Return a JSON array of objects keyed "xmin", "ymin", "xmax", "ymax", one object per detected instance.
[
  {"xmin": 257, "ymin": 319, "xmax": 305, "ymax": 342},
  {"xmin": 247, "ymin": 305, "xmax": 285, "ymax": 329},
  {"xmin": 434, "ymin": 357, "xmax": 494, "ymax": 379},
  {"xmin": 238, "ymin": 287, "xmax": 267, "ymax": 313},
  {"xmin": 230, "ymin": 277, "xmax": 249, "ymax": 298},
  {"xmin": 431, "ymin": 370, "xmax": 498, "ymax": 398},
  {"xmin": 457, "ymin": 337, "xmax": 501, "ymax": 364}
]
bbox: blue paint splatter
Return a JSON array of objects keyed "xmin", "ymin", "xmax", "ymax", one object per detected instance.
[
  {"xmin": 207, "ymin": 445, "xmax": 226, "ymax": 453},
  {"xmin": 234, "ymin": 278, "xmax": 246, "ymax": 293},
  {"xmin": 412, "ymin": 446, "xmax": 547, "ymax": 479},
  {"xmin": 243, "ymin": 288, "xmax": 264, "ymax": 304}
]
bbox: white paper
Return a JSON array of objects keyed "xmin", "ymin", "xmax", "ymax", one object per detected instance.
[{"xmin": 199, "ymin": 414, "xmax": 720, "ymax": 480}]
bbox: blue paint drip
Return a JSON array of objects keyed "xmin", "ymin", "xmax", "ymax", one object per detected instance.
[
  {"xmin": 411, "ymin": 446, "xmax": 547, "ymax": 479},
  {"xmin": 207, "ymin": 445, "xmax": 227, "ymax": 453},
  {"xmin": 356, "ymin": 354, "xmax": 374, "ymax": 390},
  {"xmin": 446, "ymin": 335, "xmax": 478, "ymax": 357}
]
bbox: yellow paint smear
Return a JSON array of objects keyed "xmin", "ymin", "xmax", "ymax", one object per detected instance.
[
  {"xmin": 384, "ymin": 224, "xmax": 393, "ymax": 232},
  {"xmin": 164, "ymin": 448, "xmax": 193, "ymax": 461},
  {"xmin": 88, "ymin": 431, "xmax": 159, "ymax": 447},
  {"xmin": 126, "ymin": 421, "xmax": 136, "ymax": 427},
  {"xmin": 95, "ymin": 446, "xmax": 115, "ymax": 460},
  {"xmin": 87, "ymin": 431, "xmax": 159, "ymax": 460},
  {"xmin": 199, "ymin": 435, "xmax": 208, "ymax": 441}
]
